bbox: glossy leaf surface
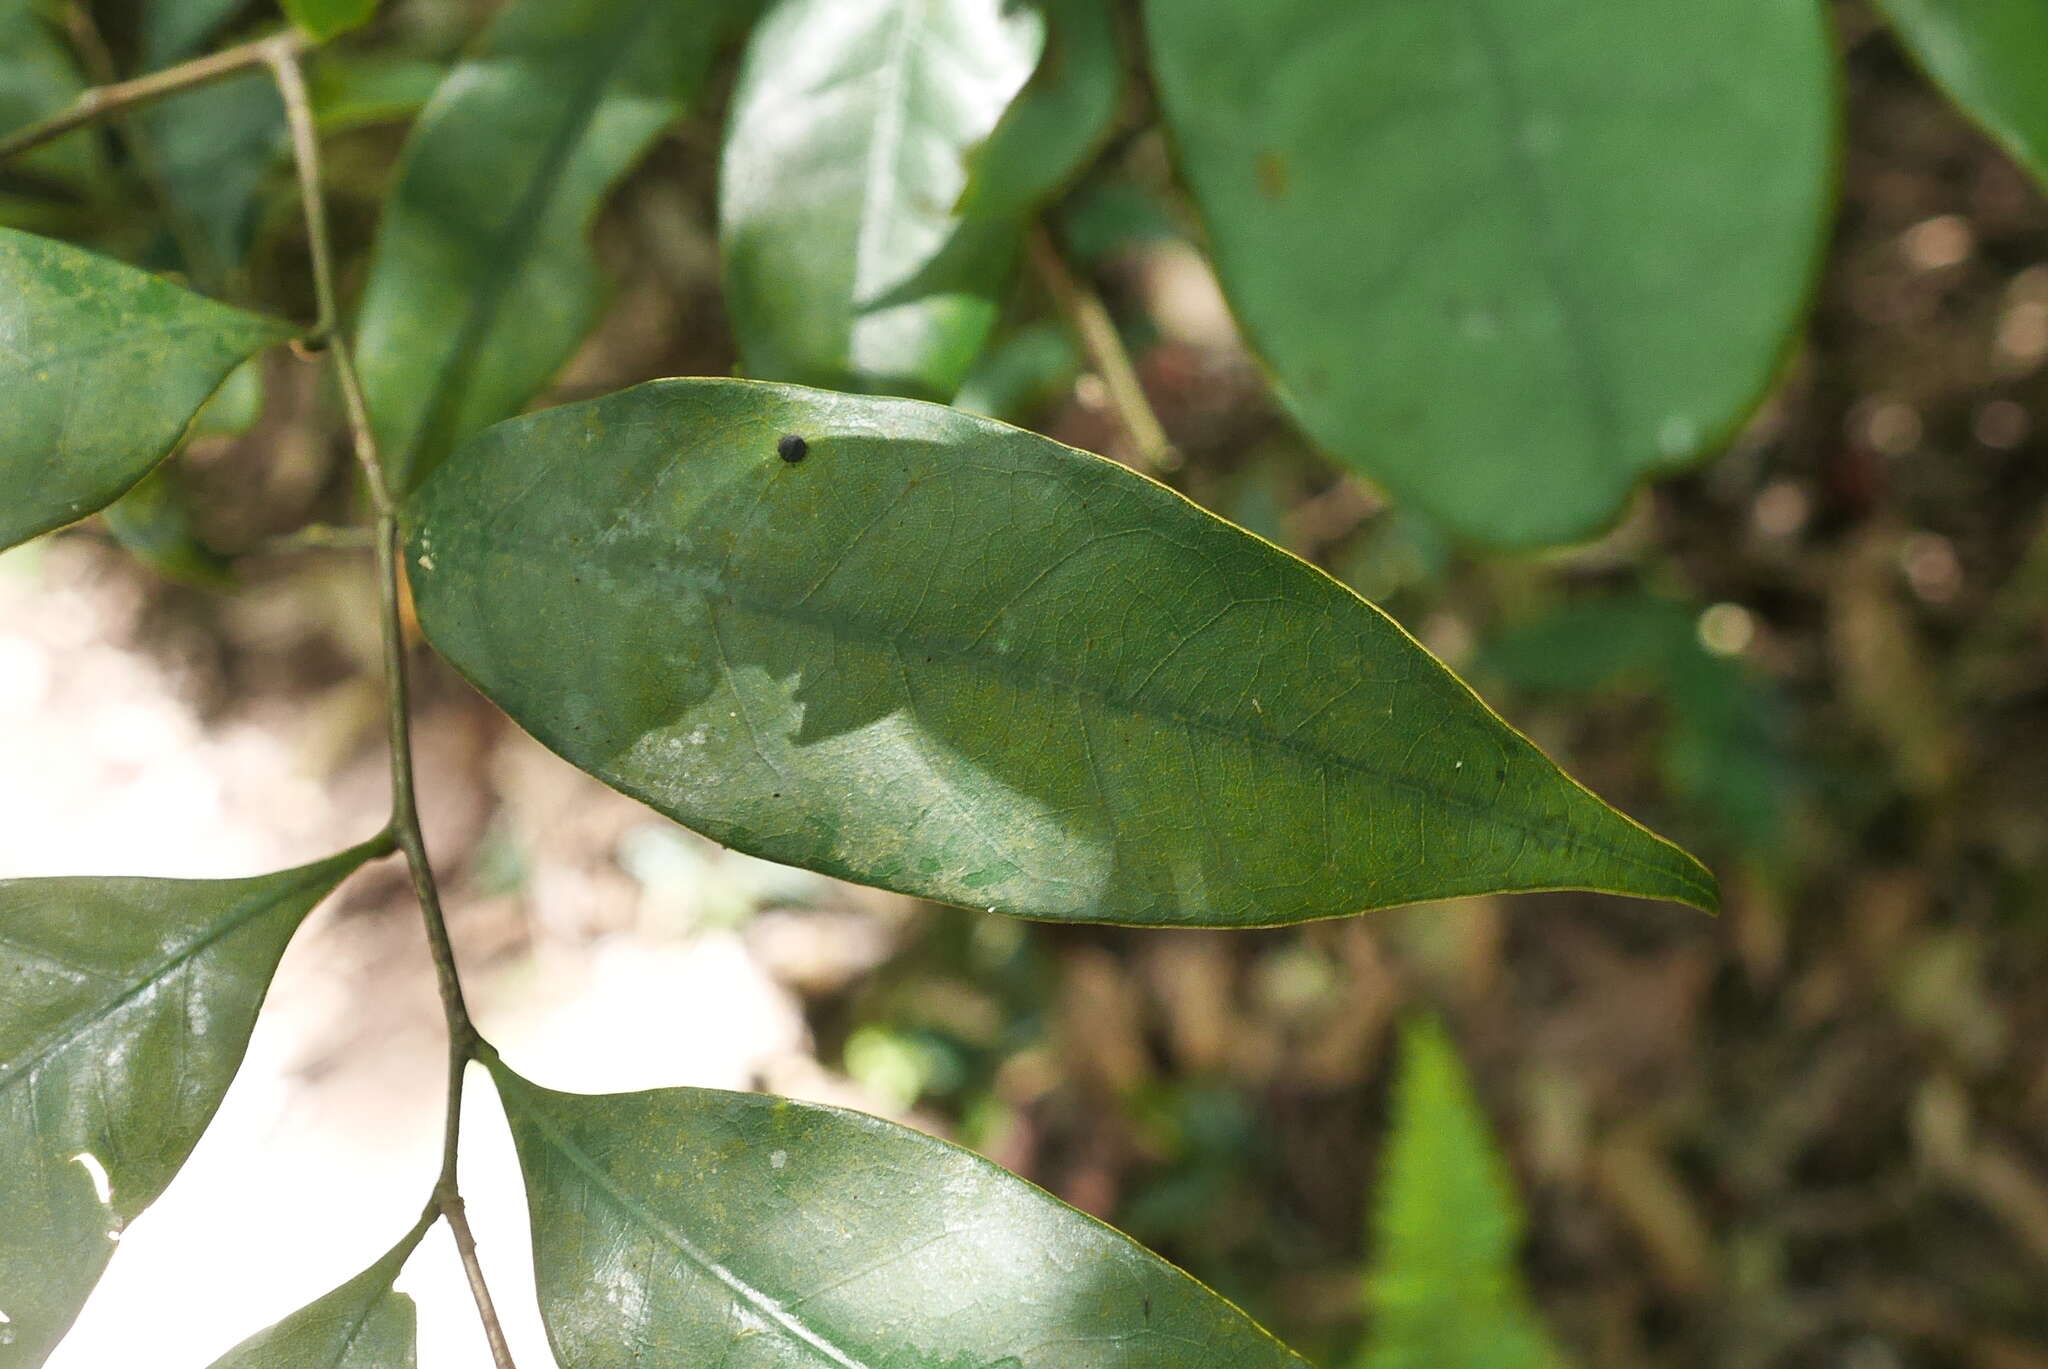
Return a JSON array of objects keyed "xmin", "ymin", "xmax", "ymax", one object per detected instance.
[
  {"xmin": 1876, "ymin": 0, "xmax": 2048, "ymax": 186},
  {"xmin": 206, "ymin": 1234, "xmax": 417, "ymax": 1369},
  {"xmin": 720, "ymin": 0, "xmax": 1040, "ymax": 399},
  {"xmin": 493, "ymin": 1063, "xmax": 1308, "ymax": 1368},
  {"xmin": 954, "ymin": 0, "xmax": 1122, "ymax": 222},
  {"xmin": 1144, "ymin": 0, "xmax": 1835, "ymax": 548},
  {"xmin": 0, "ymin": 840, "xmax": 382, "ymax": 1367},
  {"xmin": 405, "ymin": 379, "xmax": 1716, "ymax": 925},
  {"xmin": 0, "ymin": 227, "xmax": 291, "ymax": 552},
  {"xmin": 282, "ymin": 0, "xmax": 379, "ymax": 41},
  {"xmin": 355, "ymin": 0, "xmax": 746, "ymax": 492}
]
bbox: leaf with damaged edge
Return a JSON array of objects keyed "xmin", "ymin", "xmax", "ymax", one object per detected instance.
[
  {"xmin": 206, "ymin": 1229, "xmax": 419, "ymax": 1369},
  {"xmin": 1874, "ymin": 0, "xmax": 2048, "ymax": 188},
  {"xmin": 0, "ymin": 227, "xmax": 292, "ymax": 553},
  {"xmin": 404, "ymin": 379, "xmax": 1716, "ymax": 926},
  {"xmin": 491, "ymin": 1060, "xmax": 1309, "ymax": 1369},
  {"xmin": 0, "ymin": 837, "xmax": 385, "ymax": 1368}
]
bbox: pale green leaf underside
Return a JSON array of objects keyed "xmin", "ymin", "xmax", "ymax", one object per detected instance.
[
  {"xmin": 0, "ymin": 839, "xmax": 382, "ymax": 1368},
  {"xmin": 1144, "ymin": 0, "xmax": 1835, "ymax": 549},
  {"xmin": 1875, "ymin": 0, "xmax": 2048, "ymax": 188},
  {"xmin": 0, "ymin": 227, "xmax": 291, "ymax": 552},
  {"xmin": 207, "ymin": 1235, "xmax": 417, "ymax": 1369},
  {"xmin": 493, "ymin": 1063, "xmax": 1308, "ymax": 1369},
  {"xmin": 404, "ymin": 379, "xmax": 1715, "ymax": 926}
]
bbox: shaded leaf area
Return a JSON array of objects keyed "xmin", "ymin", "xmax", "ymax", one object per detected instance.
[
  {"xmin": 103, "ymin": 460, "xmax": 236, "ymax": 588},
  {"xmin": 492, "ymin": 1062, "xmax": 1308, "ymax": 1369},
  {"xmin": 0, "ymin": 838, "xmax": 385, "ymax": 1368},
  {"xmin": 355, "ymin": 0, "xmax": 753, "ymax": 493},
  {"xmin": 720, "ymin": 0, "xmax": 1041, "ymax": 401},
  {"xmin": 136, "ymin": 72, "xmax": 287, "ymax": 281},
  {"xmin": 0, "ymin": 0, "xmax": 104, "ymax": 190},
  {"xmin": 1354, "ymin": 1017, "xmax": 1566, "ymax": 1369},
  {"xmin": 206, "ymin": 1229, "xmax": 419, "ymax": 1369},
  {"xmin": 1143, "ymin": 0, "xmax": 1835, "ymax": 548},
  {"xmin": 142, "ymin": 0, "xmax": 244, "ymax": 69},
  {"xmin": 405, "ymin": 379, "xmax": 1714, "ymax": 925},
  {"xmin": 1875, "ymin": 0, "xmax": 2048, "ymax": 188},
  {"xmin": 953, "ymin": 0, "xmax": 1122, "ymax": 223},
  {"xmin": 283, "ymin": 0, "xmax": 380, "ymax": 42},
  {"xmin": 0, "ymin": 227, "xmax": 291, "ymax": 552}
]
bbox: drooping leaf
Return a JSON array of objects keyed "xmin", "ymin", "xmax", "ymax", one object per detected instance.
[
  {"xmin": 0, "ymin": 838, "xmax": 386, "ymax": 1368},
  {"xmin": 404, "ymin": 379, "xmax": 1717, "ymax": 926},
  {"xmin": 1874, "ymin": 0, "xmax": 2048, "ymax": 187},
  {"xmin": 281, "ymin": 0, "xmax": 379, "ymax": 42},
  {"xmin": 206, "ymin": 1230, "xmax": 419, "ymax": 1369},
  {"xmin": 0, "ymin": 227, "xmax": 292, "ymax": 552},
  {"xmin": 1356, "ymin": 1017, "xmax": 1567, "ymax": 1369},
  {"xmin": 355, "ymin": 0, "xmax": 753, "ymax": 494},
  {"xmin": 1143, "ymin": 0, "xmax": 1836, "ymax": 549},
  {"xmin": 953, "ymin": 0, "xmax": 1122, "ymax": 222},
  {"xmin": 720, "ymin": 0, "xmax": 1042, "ymax": 400},
  {"xmin": 0, "ymin": 0, "xmax": 104, "ymax": 191},
  {"xmin": 491, "ymin": 1060, "xmax": 1309, "ymax": 1369}
]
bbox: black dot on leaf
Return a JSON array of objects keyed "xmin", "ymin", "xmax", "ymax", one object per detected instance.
[{"xmin": 777, "ymin": 433, "xmax": 808, "ymax": 463}]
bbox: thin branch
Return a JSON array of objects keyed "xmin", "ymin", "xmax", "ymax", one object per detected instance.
[
  {"xmin": 1026, "ymin": 222, "xmax": 1180, "ymax": 474},
  {"xmin": 0, "ymin": 29, "xmax": 311, "ymax": 164},
  {"xmin": 270, "ymin": 47, "xmax": 517, "ymax": 1369}
]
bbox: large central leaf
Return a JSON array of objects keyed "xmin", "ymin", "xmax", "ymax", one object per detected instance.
[{"xmin": 404, "ymin": 379, "xmax": 1714, "ymax": 925}]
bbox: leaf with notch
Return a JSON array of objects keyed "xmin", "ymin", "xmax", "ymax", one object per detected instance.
[
  {"xmin": 206, "ymin": 1229, "xmax": 419, "ymax": 1369},
  {"xmin": 403, "ymin": 379, "xmax": 1716, "ymax": 926},
  {"xmin": 0, "ymin": 838, "xmax": 385, "ymax": 1368},
  {"xmin": 1874, "ymin": 0, "xmax": 2048, "ymax": 188},
  {"xmin": 491, "ymin": 1060, "xmax": 1309, "ymax": 1369},
  {"xmin": 0, "ymin": 227, "xmax": 291, "ymax": 553}
]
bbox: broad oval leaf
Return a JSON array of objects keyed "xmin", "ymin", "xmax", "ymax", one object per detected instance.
[
  {"xmin": 354, "ymin": 0, "xmax": 751, "ymax": 493},
  {"xmin": 207, "ymin": 1230, "xmax": 419, "ymax": 1369},
  {"xmin": 953, "ymin": 0, "xmax": 1122, "ymax": 223},
  {"xmin": 0, "ymin": 227, "xmax": 291, "ymax": 553},
  {"xmin": 1144, "ymin": 0, "xmax": 1836, "ymax": 549},
  {"xmin": 404, "ymin": 379, "xmax": 1716, "ymax": 925},
  {"xmin": 720, "ymin": 0, "xmax": 1041, "ymax": 400},
  {"xmin": 491, "ymin": 1061, "xmax": 1309, "ymax": 1369},
  {"xmin": 0, "ymin": 838, "xmax": 385, "ymax": 1367},
  {"xmin": 1875, "ymin": 0, "xmax": 2048, "ymax": 188}
]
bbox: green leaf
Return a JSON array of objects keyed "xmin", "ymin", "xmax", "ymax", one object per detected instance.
[
  {"xmin": 0, "ymin": 227, "xmax": 292, "ymax": 553},
  {"xmin": 143, "ymin": 0, "xmax": 245, "ymax": 66},
  {"xmin": 1144, "ymin": 0, "xmax": 1836, "ymax": 549},
  {"xmin": 0, "ymin": 0, "xmax": 105, "ymax": 191},
  {"xmin": 1356, "ymin": 1017, "xmax": 1567, "ymax": 1369},
  {"xmin": 281, "ymin": 0, "xmax": 378, "ymax": 42},
  {"xmin": 308, "ymin": 53, "xmax": 446, "ymax": 133},
  {"xmin": 404, "ymin": 378, "xmax": 1716, "ymax": 925},
  {"xmin": 0, "ymin": 838, "xmax": 386, "ymax": 1367},
  {"xmin": 953, "ymin": 0, "xmax": 1122, "ymax": 222},
  {"xmin": 720, "ymin": 0, "xmax": 1042, "ymax": 400},
  {"xmin": 103, "ymin": 460, "xmax": 236, "ymax": 588},
  {"xmin": 355, "ymin": 0, "xmax": 750, "ymax": 494},
  {"xmin": 951, "ymin": 320, "xmax": 1080, "ymax": 423},
  {"xmin": 1874, "ymin": 0, "xmax": 2048, "ymax": 187},
  {"xmin": 206, "ymin": 1231, "xmax": 419, "ymax": 1369},
  {"xmin": 490, "ymin": 1060, "xmax": 1309, "ymax": 1368}
]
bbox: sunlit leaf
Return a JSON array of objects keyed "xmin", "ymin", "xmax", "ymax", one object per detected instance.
[
  {"xmin": 405, "ymin": 379, "xmax": 1717, "ymax": 925},
  {"xmin": 0, "ymin": 838, "xmax": 386, "ymax": 1367},
  {"xmin": 720, "ymin": 0, "xmax": 1041, "ymax": 400},
  {"xmin": 954, "ymin": 0, "xmax": 1122, "ymax": 222},
  {"xmin": 1875, "ymin": 0, "xmax": 2048, "ymax": 187},
  {"xmin": 281, "ymin": 0, "xmax": 379, "ymax": 42},
  {"xmin": 1144, "ymin": 0, "xmax": 1835, "ymax": 548},
  {"xmin": 0, "ymin": 227, "xmax": 291, "ymax": 552},
  {"xmin": 492, "ymin": 1061, "xmax": 1309, "ymax": 1368}
]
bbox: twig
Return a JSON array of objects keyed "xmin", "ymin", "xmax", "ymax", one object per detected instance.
[
  {"xmin": 0, "ymin": 29, "xmax": 311, "ymax": 164},
  {"xmin": 1026, "ymin": 221, "xmax": 1180, "ymax": 473},
  {"xmin": 269, "ymin": 46, "xmax": 518, "ymax": 1369}
]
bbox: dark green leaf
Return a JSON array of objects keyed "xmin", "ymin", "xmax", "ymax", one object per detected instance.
[
  {"xmin": 355, "ymin": 0, "xmax": 750, "ymax": 493},
  {"xmin": 206, "ymin": 1231, "xmax": 419, "ymax": 1369},
  {"xmin": 491, "ymin": 1061, "xmax": 1308, "ymax": 1368},
  {"xmin": 139, "ymin": 73, "xmax": 288, "ymax": 279},
  {"xmin": 954, "ymin": 0, "xmax": 1122, "ymax": 222},
  {"xmin": 143, "ymin": 0, "xmax": 246, "ymax": 66},
  {"xmin": 404, "ymin": 379, "xmax": 1717, "ymax": 925},
  {"xmin": 720, "ymin": 0, "xmax": 1041, "ymax": 400},
  {"xmin": 0, "ymin": 0, "xmax": 104, "ymax": 191},
  {"xmin": 1144, "ymin": 0, "xmax": 1835, "ymax": 548},
  {"xmin": 1356, "ymin": 1017, "xmax": 1567, "ymax": 1369},
  {"xmin": 1875, "ymin": 0, "xmax": 2048, "ymax": 187},
  {"xmin": 281, "ymin": 0, "xmax": 379, "ymax": 42},
  {"xmin": 0, "ymin": 838, "xmax": 386, "ymax": 1367},
  {"xmin": 0, "ymin": 227, "xmax": 292, "ymax": 552}
]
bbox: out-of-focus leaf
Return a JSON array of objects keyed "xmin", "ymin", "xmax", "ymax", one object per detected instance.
[
  {"xmin": 103, "ymin": 460, "xmax": 235, "ymax": 588},
  {"xmin": 955, "ymin": 0, "xmax": 1121, "ymax": 222},
  {"xmin": 0, "ymin": 227, "xmax": 291, "ymax": 552},
  {"xmin": 308, "ymin": 53, "xmax": 445, "ymax": 132},
  {"xmin": 356, "ymin": 0, "xmax": 754, "ymax": 493},
  {"xmin": 720, "ymin": 0, "xmax": 1041, "ymax": 400},
  {"xmin": 1144, "ymin": 0, "xmax": 1835, "ymax": 548},
  {"xmin": 281, "ymin": 0, "xmax": 378, "ymax": 42},
  {"xmin": 0, "ymin": 838, "xmax": 385, "ymax": 1368},
  {"xmin": 405, "ymin": 379, "xmax": 1718, "ymax": 925},
  {"xmin": 951, "ymin": 320, "xmax": 1079, "ymax": 422},
  {"xmin": 142, "ymin": 0, "xmax": 246, "ymax": 67},
  {"xmin": 191, "ymin": 354, "xmax": 267, "ymax": 438},
  {"xmin": 1356, "ymin": 1017, "xmax": 1568, "ymax": 1369},
  {"xmin": 137, "ymin": 72, "xmax": 287, "ymax": 276},
  {"xmin": 1875, "ymin": 0, "xmax": 2048, "ymax": 187},
  {"xmin": 205, "ymin": 1231, "xmax": 419, "ymax": 1369},
  {"xmin": 1051, "ymin": 174, "xmax": 1180, "ymax": 266},
  {"xmin": 491, "ymin": 1061, "xmax": 1310, "ymax": 1368},
  {"xmin": 0, "ymin": 0, "xmax": 104, "ymax": 190}
]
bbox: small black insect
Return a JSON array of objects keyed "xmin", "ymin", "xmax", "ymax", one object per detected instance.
[{"xmin": 777, "ymin": 433, "xmax": 808, "ymax": 463}]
